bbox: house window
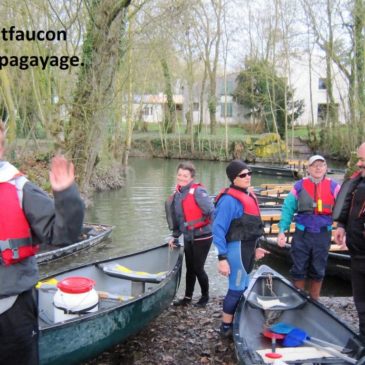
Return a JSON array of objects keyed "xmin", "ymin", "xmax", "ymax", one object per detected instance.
[
  {"xmin": 143, "ymin": 106, "xmax": 153, "ymax": 116},
  {"xmin": 317, "ymin": 103, "xmax": 327, "ymax": 122},
  {"xmin": 220, "ymin": 102, "xmax": 233, "ymax": 117},
  {"xmin": 193, "ymin": 102, "xmax": 199, "ymax": 111},
  {"xmin": 219, "ymin": 79, "xmax": 234, "ymax": 95},
  {"xmin": 318, "ymin": 78, "xmax": 327, "ymax": 90}
]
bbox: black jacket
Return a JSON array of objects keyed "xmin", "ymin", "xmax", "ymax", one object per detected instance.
[{"xmin": 333, "ymin": 173, "xmax": 365, "ymax": 255}]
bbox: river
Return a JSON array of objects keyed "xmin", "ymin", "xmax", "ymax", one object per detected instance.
[{"xmin": 40, "ymin": 157, "xmax": 351, "ymax": 297}]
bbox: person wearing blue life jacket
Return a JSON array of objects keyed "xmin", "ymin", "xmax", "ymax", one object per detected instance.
[
  {"xmin": 277, "ymin": 155, "xmax": 340, "ymax": 300},
  {"xmin": 0, "ymin": 122, "xmax": 84, "ymax": 365},
  {"xmin": 213, "ymin": 160, "xmax": 269, "ymax": 337},
  {"xmin": 166, "ymin": 161, "xmax": 214, "ymax": 307},
  {"xmin": 333, "ymin": 142, "xmax": 365, "ymax": 343}
]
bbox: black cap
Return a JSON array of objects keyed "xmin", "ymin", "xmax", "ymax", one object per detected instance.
[{"xmin": 226, "ymin": 160, "xmax": 249, "ymax": 182}]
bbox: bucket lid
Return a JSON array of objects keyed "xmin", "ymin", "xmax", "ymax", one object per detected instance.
[{"xmin": 57, "ymin": 276, "xmax": 96, "ymax": 294}]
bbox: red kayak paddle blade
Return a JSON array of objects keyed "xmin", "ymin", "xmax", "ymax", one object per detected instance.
[{"xmin": 262, "ymin": 329, "xmax": 285, "ymax": 340}]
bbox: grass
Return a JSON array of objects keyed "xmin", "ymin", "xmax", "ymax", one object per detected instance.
[{"xmin": 131, "ymin": 124, "xmax": 313, "ymax": 144}]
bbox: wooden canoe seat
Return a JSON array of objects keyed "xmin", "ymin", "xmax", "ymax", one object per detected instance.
[
  {"xmin": 261, "ymin": 214, "xmax": 281, "ymax": 222},
  {"xmin": 264, "ymin": 223, "xmax": 295, "ymax": 235},
  {"xmin": 260, "ymin": 189, "xmax": 288, "ymax": 197},
  {"xmin": 260, "ymin": 183, "xmax": 293, "ymax": 190},
  {"xmin": 97, "ymin": 263, "xmax": 167, "ymax": 283}
]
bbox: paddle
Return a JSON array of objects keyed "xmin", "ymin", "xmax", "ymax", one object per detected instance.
[
  {"xmin": 282, "ymin": 328, "xmax": 356, "ymax": 364},
  {"xmin": 270, "ymin": 322, "xmax": 352, "ymax": 353},
  {"xmin": 36, "ymin": 279, "xmax": 133, "ymax": 301}
]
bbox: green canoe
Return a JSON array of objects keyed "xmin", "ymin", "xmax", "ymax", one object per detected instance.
[{"xmin": 38, "ymin": 243, "xmax": 183, "ymax": 365}]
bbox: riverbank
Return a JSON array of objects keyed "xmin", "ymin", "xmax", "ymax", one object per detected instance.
[{"xmin": 85, "ymin": 296, "xmax": 358, "ymax": 365}]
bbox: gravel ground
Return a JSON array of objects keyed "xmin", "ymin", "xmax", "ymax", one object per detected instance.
[{"xmin": 85, "ymin": 296, "xmax": 359, "ymax": 365}]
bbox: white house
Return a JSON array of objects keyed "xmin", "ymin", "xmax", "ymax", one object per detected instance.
[
  {"xmin": 130, "ymin": 93, "xmax": 184, "ymax": 123},
  {"xmin": 286, "ymin": 53, "xmax": 349, "ymax": 125},
  {"xmin": 131, "ymin": 52, "xmax": 348, "ymax": 127},
  {"xmin": 187, "ymin": 54, "xmax": 349, "ymax": 126}
]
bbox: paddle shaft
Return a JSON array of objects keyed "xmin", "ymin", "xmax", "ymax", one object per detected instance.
[
  {"xmin": 38, "ymin": 285, "xmax": 127, "ymax": 301},
  {"xmin": 310, "ymin": 336, "xmax": 351, "ymax": 353},
  {"xmin": 303, "ymin": 339, "xmax": 356, "ymax": 364}
]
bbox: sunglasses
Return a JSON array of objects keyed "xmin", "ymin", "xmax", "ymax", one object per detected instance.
[{"xmin": 237, "ymin": 171, "xmax": 252, "ymax": 178}]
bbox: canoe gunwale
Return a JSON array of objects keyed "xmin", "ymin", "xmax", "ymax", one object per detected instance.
[
  {"xmin": 39, "ymin": 243, "xmax": 183, "ymax": 332},
  {"xmin": 36, "ymin": 223, "xmax": 114, "ymax": 264},
  {"xmin": 233, "ymin": 265, "xmax": 364, "ymax": 365}
]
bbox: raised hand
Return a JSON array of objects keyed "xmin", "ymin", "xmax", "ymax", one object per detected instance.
[{"xmin": 49, "ymin": 155, "xmax": 75, "ymax": 192}]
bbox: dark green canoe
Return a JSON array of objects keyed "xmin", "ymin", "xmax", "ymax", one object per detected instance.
[{"xmin": 38, "ymin": 243, "xmax": 183, "ymax": 365}]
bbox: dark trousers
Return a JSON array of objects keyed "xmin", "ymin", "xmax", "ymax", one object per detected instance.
[
  {"xmin": 351, "ymin": 257, "xmax": 365, "ymax": 338},
  {"xmin": 290, "ymin": 229, "xmax": 331, "ymax": 280},
  {"xmin": 0, "ymin": 289, "xmax": 38, "ymax": 365},
  {"xmin": 184, "ymin": 235, "xmax": 212, "ymax": 298}
]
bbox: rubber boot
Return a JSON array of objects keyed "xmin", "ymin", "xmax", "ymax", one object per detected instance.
[
  {"xmin": 293, "ymin": 279, "xmax": 305, "ymax": 290},
  {"xmin": 309, "ymin": 280, "xmax": 322, "ymax": 301}
]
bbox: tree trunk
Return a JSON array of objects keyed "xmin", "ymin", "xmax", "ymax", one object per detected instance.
[
  {"xmin": 0, "ymin": 69, "xmax": 16, "ymax": 143},
  {"xmin": 122, "ymin": 8, "xmax": 134, "ymax": 167},
  {"xmin": 160, "ymin": 58, "xmax": 176, "ymax": 134},
  {"xmin": 354, "ymin": 0, "xmax": 365, "ymax": 143},
  {"xmin": 198, "ymin": 66, "xmax": 207, "ymax": 133},
  {"xmin": 65, "ymin": 0, "xmax": 131, "ymax": 193}
]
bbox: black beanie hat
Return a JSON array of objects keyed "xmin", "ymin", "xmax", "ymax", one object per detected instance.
[{"xmin": 226, "ymin": 159, "xmax": 249, "ymax": 182}]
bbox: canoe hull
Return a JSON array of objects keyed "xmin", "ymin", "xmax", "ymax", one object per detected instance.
[
  {"xmin": 233, "ymin": 265, "xmax": 364, "ymax": 365},
  {"xmin": 36, "ymin": 223, "xmax": 113, "ymax": 264},
  {"xmin": 249, "ymin": 164, "xmax": 300, "ymax": 179},
  {"xmin": 38, "ymin": 244, "xmax": 183, "ymax": 365}
]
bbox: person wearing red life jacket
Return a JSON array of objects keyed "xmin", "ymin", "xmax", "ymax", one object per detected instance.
[
  {"xmin": 166, "ymin": 161, "xmax": 214, "ymax": 307},
  {"xmin": 213, "ymin": 160, "xmax": 269, "ymax": 338},
  {"xmin": 0, "ymin": 121, "xmax": 84, "ymax": 365},
  {"xmin": 277, "ymin": 155, "xmax": 340, "ymax": 300},
  {"xmin": 333, "ymin": 142, "xmax": 365, "ymax": 343}
]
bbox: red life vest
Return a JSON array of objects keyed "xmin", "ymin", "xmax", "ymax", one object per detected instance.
[
  {"xmin": 0, "ymin": 179, "xmax": 39, "ymax": 265},
  {"xmin": 299, "ymin": 178, "xmax": 335, "ymax": 215},
  {"xmin": 215, "ymin": 187, "xmax": 263, "ymax": 242},
  {"xmin": 181, "ymin": 183, "xmax": 211, "ymax": 230},
  {"xmin": 215, "ymin": 187, "xmax": 261, "ymax": 216}
]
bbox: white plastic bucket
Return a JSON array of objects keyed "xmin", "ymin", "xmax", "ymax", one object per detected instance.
[{"xmin": 53, "ymin": 276, "xmax": 99, "ymax": 323}]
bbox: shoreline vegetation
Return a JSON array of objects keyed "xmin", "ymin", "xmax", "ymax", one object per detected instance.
[
  {"xmin": 10, "ymin": 130, "xmax": 348, "ymax": 203},
  {"xmin": 85, "ymin": 296, "xmax": 358, "ymax": 365}
]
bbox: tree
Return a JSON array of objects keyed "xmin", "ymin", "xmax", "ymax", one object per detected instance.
[
  {"xmin": 301, "ymin": 0, "xmax": 365, "ymax": 152},
  {"xmin": 195, "ymin": 0, "xmax": 224, "ymax": 135},
  {"xmin": 234, "ymin": 58, "xmax": 304, "ymax": 138},
  {"xmin": 65, "ymin": 0, "xmax": 132, "ymax": 193}
]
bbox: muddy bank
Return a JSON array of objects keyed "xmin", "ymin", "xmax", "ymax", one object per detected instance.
[{"xmin": 85, "ymin": 296, "xmax": 358, "ymax": 365}]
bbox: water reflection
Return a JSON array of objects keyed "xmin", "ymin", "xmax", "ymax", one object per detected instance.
[{"xmin": 40, "ymin": 157, "xmax": 351, "ymax": 297}]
